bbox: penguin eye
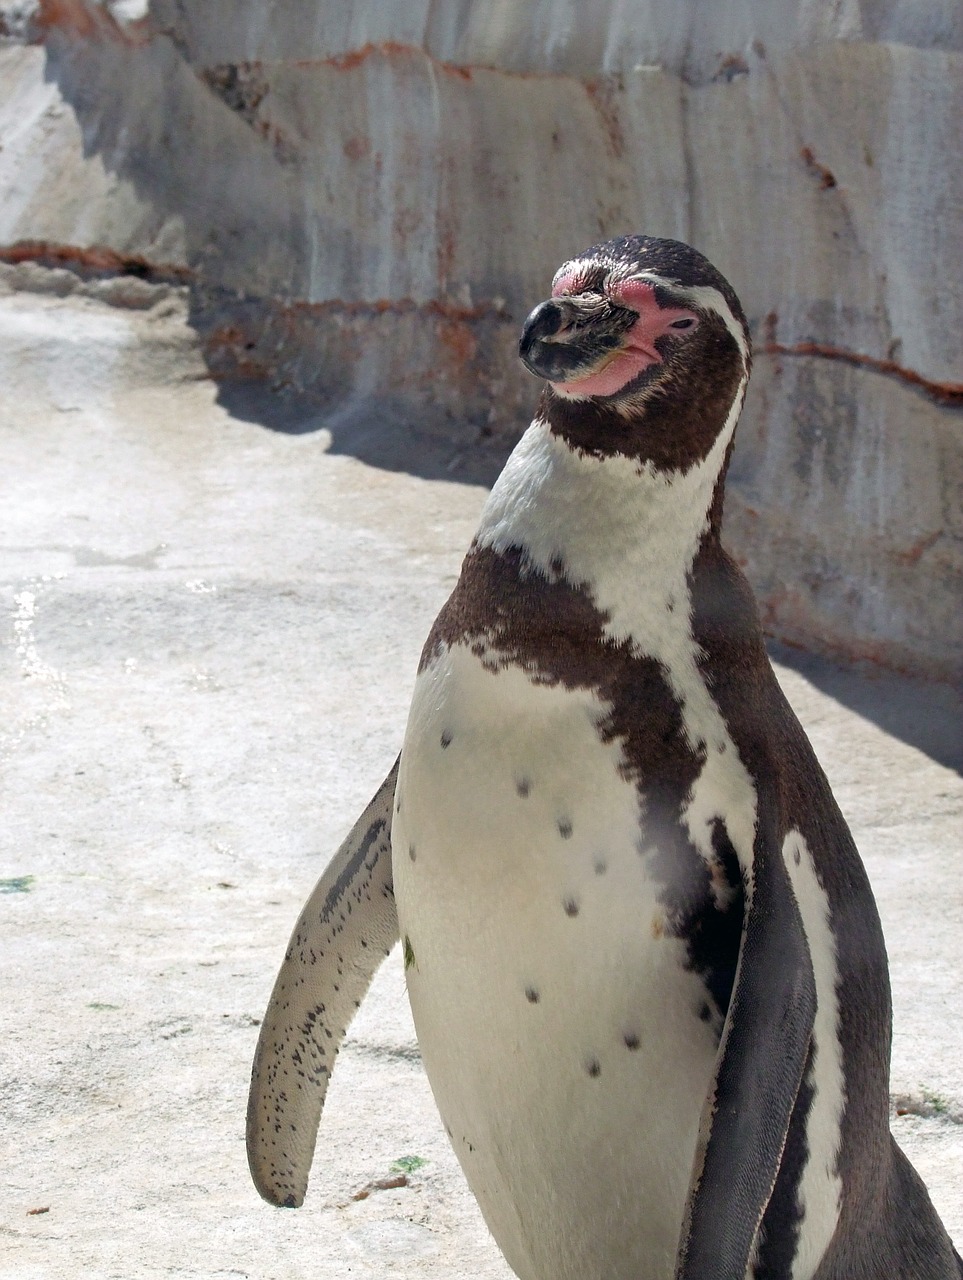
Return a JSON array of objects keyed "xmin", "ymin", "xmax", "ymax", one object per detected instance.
[{"xmin": 669, "ymin": 317, "xmax": 697, "ymax": 330}]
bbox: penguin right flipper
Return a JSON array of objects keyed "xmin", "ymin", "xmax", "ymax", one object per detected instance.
[
  {"xmin": 247, "ymin": 758, "xmax": 400, "ymax": 1208},
  {"xmin": 675, "ymin": 817, "xmax": 818, "ymax": 1280}
]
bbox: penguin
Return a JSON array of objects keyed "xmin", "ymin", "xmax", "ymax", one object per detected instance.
[{"xmin": 247, "ymin": 235, "xmax": 962, "ymax": 1280}]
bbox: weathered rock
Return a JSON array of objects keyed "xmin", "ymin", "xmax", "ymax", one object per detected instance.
[{"xmin": 0, "ymin": 0, "xmax": 960, "ymax": 676}]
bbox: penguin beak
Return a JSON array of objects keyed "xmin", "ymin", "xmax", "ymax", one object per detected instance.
[{"xmin": 518, "ymin": 294, "xmax": 638, "ymax": 383}]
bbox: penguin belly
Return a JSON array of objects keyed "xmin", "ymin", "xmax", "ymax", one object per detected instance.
[{"xmin": 393, "ymin": 644, "xmax": 725, "ymax": 1280}]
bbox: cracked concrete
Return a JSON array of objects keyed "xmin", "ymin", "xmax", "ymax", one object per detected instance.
[{"xmin": 1, "ymin": 268, "xmax": 961, "ymax": 1279}]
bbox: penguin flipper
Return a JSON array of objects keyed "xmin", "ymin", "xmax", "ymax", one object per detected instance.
[
  {"xmin": 246, "ymin": 757, "xmax": 400, "ymax": 1207},
  {"xmin": 675, "ymin": 823, "xmax": 817, "ymax": 1280}
]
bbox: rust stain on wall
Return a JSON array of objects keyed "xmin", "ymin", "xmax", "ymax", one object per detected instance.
[
  {"xmin": 218, "ymin": 41, "xmax": 565, "ymax": 85},
  {"xmin": 761, "ymin": 339, "xmax": 963, "ymax": 406},
  {"xmin": 437, "ymin": 318, "xmax": 478, "ymax": 369},
  {"xmin": 800, "ymin": 145, "xmax": 837, "ymax": 190},
  {"xmin": 0, "ymin": 239, "xmax": 193, "ymax": 285},
  {"xmin": 298, "ymin": 41, "xmax": 473, "ymax": 80},
  {"xmin": 895, "ymin": 531, "xmax": 943, "ymax": 567},
  {"xmin": 37, "ymin": 0, "xmax": 149, "ymax": 45},
  {"xmin": 584, "ymin": 77, "xmax": 627, "ymax": 158}
]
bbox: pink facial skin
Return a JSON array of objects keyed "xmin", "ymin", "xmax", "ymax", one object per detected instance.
[
  {"xmin": 549, "ymin": 277, "xmax": 700, "ymax": 398},
  {"xmin": 551, "ymin": 265, "xmax": 588, "ymax": 298}
]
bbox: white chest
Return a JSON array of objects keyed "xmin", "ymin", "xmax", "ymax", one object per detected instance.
[{"xmin": 392, "ymin": 644, "xmax": 725, "ymax": 1280}]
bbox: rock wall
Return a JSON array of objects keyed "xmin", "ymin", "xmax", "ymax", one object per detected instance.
[{"xmin": 2, "ymin": 0, "xmax": 960, "ymax": 678}]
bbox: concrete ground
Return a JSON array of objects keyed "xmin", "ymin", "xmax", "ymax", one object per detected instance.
[{"xmin": 1, "ymin": 273, "xmax": 960, "ymax": 1279}]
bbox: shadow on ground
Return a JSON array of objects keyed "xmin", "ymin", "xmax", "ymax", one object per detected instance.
[
  {"xmin": 769, "ymin": 641, "xmax": 962, "ymax": 774},
  {"xmin": 216, "ymin": 381, "xmax": 514, "ymax": 486}
]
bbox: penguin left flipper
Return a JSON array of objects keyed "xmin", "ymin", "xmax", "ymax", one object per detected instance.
[
  {"xmin": 247, "ymin": 758, "xmax": 400, "ymax": 1208},
  {"xmin": 675, "ymin": 817, "xmax": 817, "ymax": 1280}
]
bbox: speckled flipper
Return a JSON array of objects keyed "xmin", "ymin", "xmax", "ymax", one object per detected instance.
[
  {"xmin": 247, "ymin": 757, "xmax": 400, "ymax": 1207},
  {"xmin": 675, "ymin": 820, "xmax": 817, "ymax": 1279}
]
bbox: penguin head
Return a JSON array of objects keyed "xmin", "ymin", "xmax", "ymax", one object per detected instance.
[{"xmin": 518, "ymin": 236, "xmax": 751, "ymax": 468}]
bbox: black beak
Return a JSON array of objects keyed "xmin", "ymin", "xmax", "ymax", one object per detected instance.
[
  {"xmin": 518, "ymin": 294, "xmax": 635, "ymax": 382},
  {"xmin": 518, "ymin": 300, "xmax": 568, "ymax": 358}
]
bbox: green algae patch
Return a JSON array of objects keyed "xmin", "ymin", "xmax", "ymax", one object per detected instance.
[{"xmin": 0, "ymin": 875, "xmax": 35, "ymax": 894}]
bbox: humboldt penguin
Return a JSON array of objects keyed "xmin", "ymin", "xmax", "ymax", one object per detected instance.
[{"xmin": 248, "ymin": 235, "xmax": 962, "ymax": 1280}]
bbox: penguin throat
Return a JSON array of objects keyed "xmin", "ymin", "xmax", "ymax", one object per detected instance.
[
  {"xmin": 473, "ymin": 410, "xmax": 740, "ymax": 647},
  {"xmin": 539, "ymin": 372, "xmax": 745, "ymax": 484}
]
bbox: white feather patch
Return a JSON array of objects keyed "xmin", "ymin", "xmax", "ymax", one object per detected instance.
[{"xmin": 781, "ymin": 829, "xmax": 846, "ymax": 1279}]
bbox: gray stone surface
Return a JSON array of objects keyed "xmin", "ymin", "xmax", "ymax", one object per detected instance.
[
  {"xmin": 1, "ymin": 276, "xmax": 960, "ymax": 1278},
  {"xmin": 0, "ymin": 1, "xmax": 960, "ymax": 677}
]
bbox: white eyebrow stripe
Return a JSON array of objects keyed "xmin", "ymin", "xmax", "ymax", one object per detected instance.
[{"xmin": 623, "ymin": 273, "xmax": 750, "ymax": 366}]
